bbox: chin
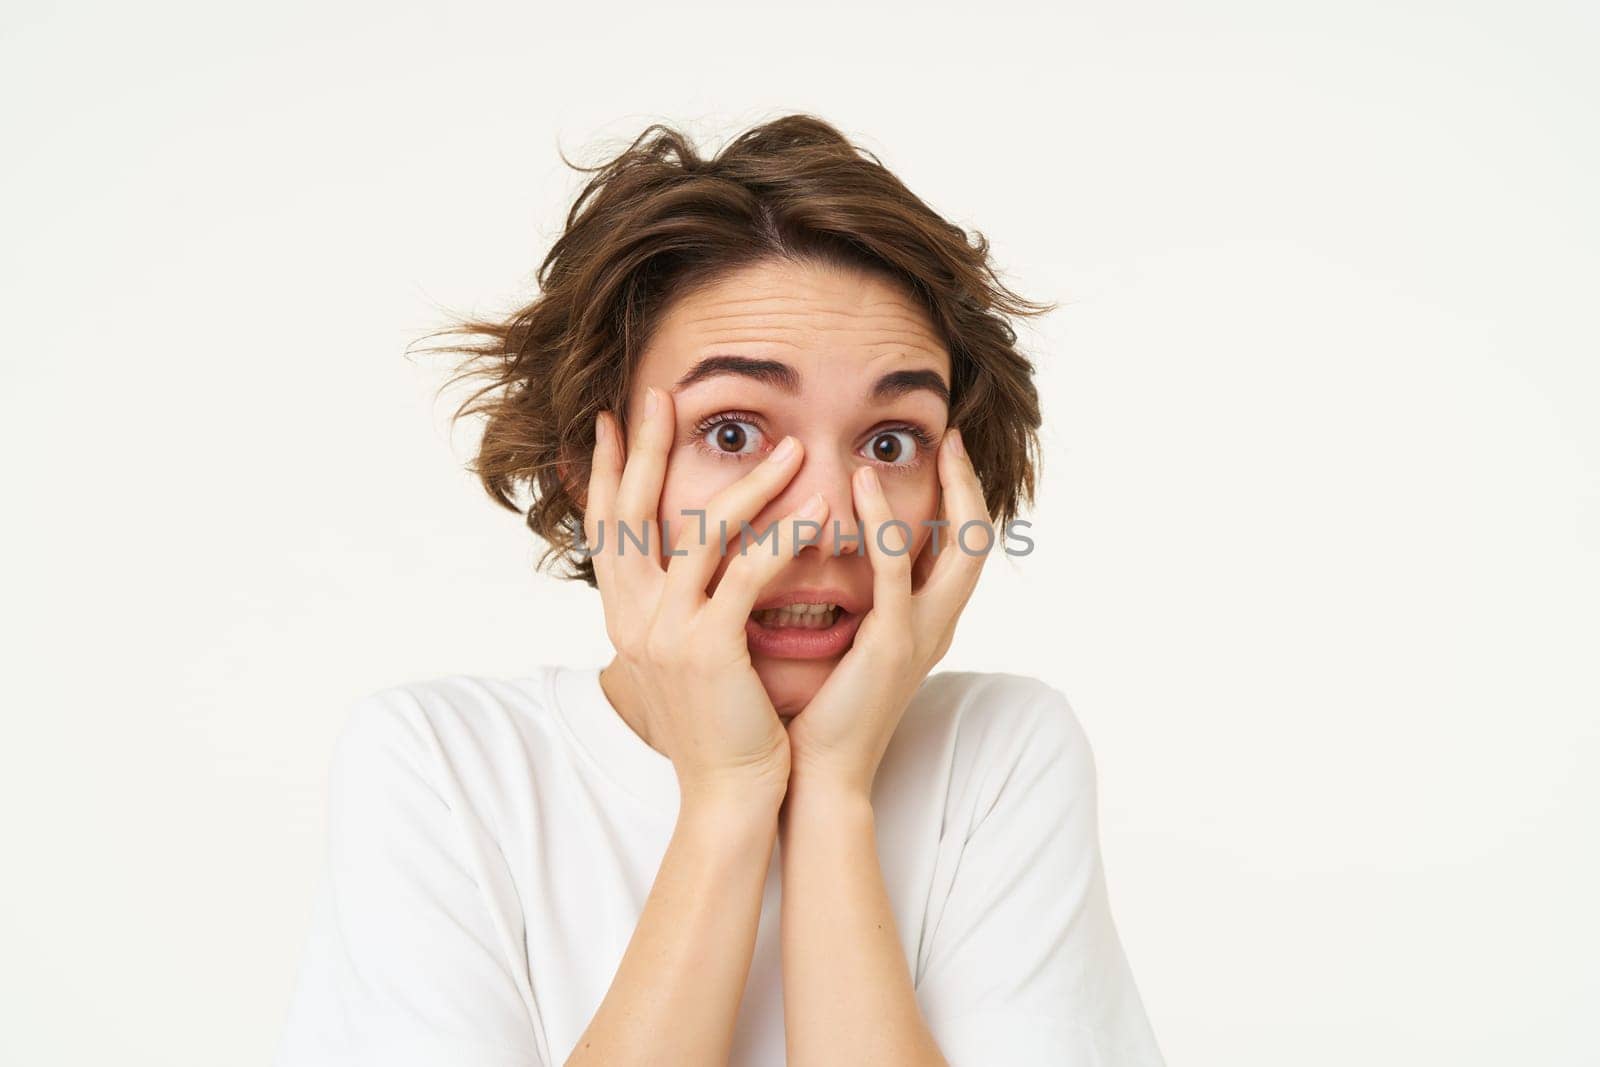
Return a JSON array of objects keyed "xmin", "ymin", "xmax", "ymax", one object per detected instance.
[{"xmin": 753, "ymin": 656, "xmax": 834, "ymax": 718}]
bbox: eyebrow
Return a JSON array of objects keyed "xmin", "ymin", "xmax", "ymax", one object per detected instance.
[{"xmin": 672, "ymin": 355, "xmax": 950, "ymax": 407}]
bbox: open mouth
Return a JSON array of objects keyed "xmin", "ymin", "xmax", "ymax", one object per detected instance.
[
  {"xmin": 749, "ymin": 602, "xmax": 843, "ymax": 630},
  {"xmin": 745, "ymin": 601, "xmax": 862, "ymax": 659}
]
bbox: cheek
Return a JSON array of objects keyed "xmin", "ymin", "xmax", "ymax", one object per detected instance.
[
  {"xmin": 657, "ymin": 454, "xmax": 741, "ymax": 552},
  {"xmin": 882, "ymin": 473, "xmax": 942, "ymax": 549}
]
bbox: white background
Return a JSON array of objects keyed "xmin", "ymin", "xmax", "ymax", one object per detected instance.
[{"xmin": 3, "ymin": 2, "xmax": 1596, "ymax": 1064}]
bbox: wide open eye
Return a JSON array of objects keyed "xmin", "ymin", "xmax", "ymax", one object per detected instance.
[
  {"xmin": 863, "ymin": 428, "xmax": 921, "ymax": 466},
  {"xmin": 701, "ymin": 417, "xmax": 765, "ymax": 458}
]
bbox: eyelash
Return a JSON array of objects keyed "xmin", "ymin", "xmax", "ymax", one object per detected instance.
[{"xmin": 689, "ymin": 409, "xmax": 939, "ymax": 472}]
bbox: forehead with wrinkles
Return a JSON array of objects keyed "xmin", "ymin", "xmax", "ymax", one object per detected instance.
[{"xmin": 639, "ymin": 258, "xmax": 951, "ymax": 394}]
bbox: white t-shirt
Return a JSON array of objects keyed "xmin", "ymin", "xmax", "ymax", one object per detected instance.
[{"xmin": 275, "ymin": 663, "xmax": 1164, "ymax": 1066}]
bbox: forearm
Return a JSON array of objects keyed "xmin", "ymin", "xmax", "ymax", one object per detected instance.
[
  {"xmin": 778, "ymin": 777, "xmax": 947, "ymax": 1067},
  {"xmin": 566, "ymin": 789, "xmax": 779, "ymax": 1066}
]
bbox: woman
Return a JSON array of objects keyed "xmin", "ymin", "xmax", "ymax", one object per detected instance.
[{"xmin": 276, "ymin": 114, "xmax": 1165, "ymax": 1066}]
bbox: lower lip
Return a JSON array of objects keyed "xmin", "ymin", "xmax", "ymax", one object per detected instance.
[{"xmin": 745, "ymin": 609, "xmax": 862, "ymax": 659}]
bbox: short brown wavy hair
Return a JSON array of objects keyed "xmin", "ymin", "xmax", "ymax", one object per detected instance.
[{"xmin": 416, "ymin": 113, "xmax": 1054, "ymax": 588}]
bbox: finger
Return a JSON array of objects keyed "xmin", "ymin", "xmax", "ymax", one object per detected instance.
[
  {"xmin": 918, "ymin": 427, "xmax": 990, "ymax": 617},
  {"xmin": 662, "ymin": 434, "xmax": 806, "ymax": 609},
  {"xmin": 584, "ymin": 409, "xmax": 624, "ymax": 621},
  {"xmin": 854, "ymin": 465, "xmax": 913, "ymax": 632},
  {"xmin": 910, "ymin": 484, "xmax": 944, "ymax": 591},
  {"xmin": 702, "ymin": 490, "xmax": 830, "ymax": 633},
  {"xmin": 612, "ymin": 384, "xmax": 676, "ymax": 585}
]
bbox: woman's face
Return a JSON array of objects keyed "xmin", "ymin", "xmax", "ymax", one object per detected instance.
[{"xmin": 624, "ymin": 256, "xmax": 952, "ymax": 717}]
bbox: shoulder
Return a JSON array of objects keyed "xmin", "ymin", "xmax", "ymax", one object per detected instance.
[
  {"xmin": 892, "ymin": 670, "xmax": 1099, "ymax": 829},
  {"xmin": 326, "ymin": 667, "xmax": 565, "ymax": 822},
  {"xmin": 912, "ymin": 669, "xmax": 1095, "ymax": 776},
  {"xmin": 913, "ymin": 669, "xmax": 1083, "ymax": 726},
  {"xmin": 336, "ymin": 668, "xmax": 561, "ymax": 752}
]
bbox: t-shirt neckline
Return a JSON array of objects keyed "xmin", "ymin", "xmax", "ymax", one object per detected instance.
[{"xmin": 546, "ymin": 662, "xmax": 681, "ymax": 816}]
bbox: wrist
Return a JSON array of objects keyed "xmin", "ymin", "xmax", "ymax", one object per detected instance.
[
  {"xmin": 781, "ymin": 767, "xmax": 875, "ymax": 823},
  {"xmin": 786, "ymin": 749, "xmax": 875, "ymax": 804},
  {"xmin": 678, "ymin": 775, "xmax": 786, "ymax": 829}
]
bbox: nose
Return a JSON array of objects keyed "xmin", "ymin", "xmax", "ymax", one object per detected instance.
[{"xmin": 767, "ymin": 446, "xmax": 861, "ymax": 559}]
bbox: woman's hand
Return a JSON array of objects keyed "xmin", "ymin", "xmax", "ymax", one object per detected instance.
[
  {"xmin": 586, "ymin": 385, "xmax": 824, "ymax": 808},
  {"xmin": 785, "ymin": 427, "xmax": 993, "ymax": 799}
]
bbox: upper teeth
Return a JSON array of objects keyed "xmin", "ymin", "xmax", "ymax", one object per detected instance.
[
  {"xmin": 770, "ymin": 602, "xmax": 836, "ymax": 615},
  {"xmin": 751, "ymin": 602, "xmax": 842, "ymax": 630}
]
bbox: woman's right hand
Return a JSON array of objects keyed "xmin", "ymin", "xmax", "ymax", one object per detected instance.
[{"xmin": 584, "ymin": 384, "xmax": 828, "ymax": 809}]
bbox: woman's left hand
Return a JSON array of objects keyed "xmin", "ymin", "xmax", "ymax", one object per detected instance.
[{"xmin": 785, "ymin": 427, "xmax": 994, "ymax": 799}]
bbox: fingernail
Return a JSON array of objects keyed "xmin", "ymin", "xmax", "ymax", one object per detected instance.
[
  {"xmin": 947, "ymin": 427, "xmax": 965, "ymax": 458},
  {"xmin": 798, "ymin": 492, "xmax": 825, "ymax": 519},
  {"xmin": 859, "ymin": 466, "xmax": 881, "ymax": 495},
  {"xmin": 644, "ymin": 386, "xmax": 659, "ymax": 417},
  {"xmin": 595, "ymin": 411, "xmax": 609, "ymax": 446},
  {"xmin": 771, "ymin": 436, "xmax": 798, "ymax": 463}
]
